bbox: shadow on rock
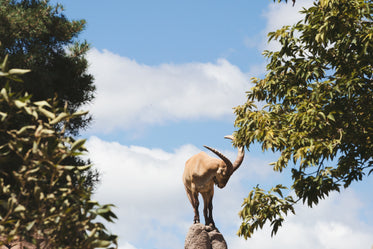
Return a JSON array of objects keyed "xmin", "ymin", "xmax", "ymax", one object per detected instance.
[{"xmin": 184, "ymin": 223, "xmax": 228, "ymax": 249}]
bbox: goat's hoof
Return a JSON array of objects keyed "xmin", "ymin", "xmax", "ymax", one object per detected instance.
[
  {"xmin": 206, "ymin": 222, "xmax": 216, "ymax": 229},
  {"xmin": 205, "ymin": 224, "xmax": 214, "ymax": 231}
]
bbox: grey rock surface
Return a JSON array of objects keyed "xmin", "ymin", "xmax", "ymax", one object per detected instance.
[{"xmin": 185, "ymin": 223, "xmax": 228, "ymax": 249}]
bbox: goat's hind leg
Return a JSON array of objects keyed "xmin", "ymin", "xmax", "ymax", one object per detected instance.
[{"xmin": 185, "ymin": 187, "xmax": 200, "ymax": 223}]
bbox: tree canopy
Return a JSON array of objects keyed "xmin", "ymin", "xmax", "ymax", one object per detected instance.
[
  {"xmin": 0, "ymin": 0, "xmax": 95, "ymax": 135},
  {"xmin": 0, "ymin": 1, "xmax": 117, "ymax": 247},
  {"xmin": 234, "ymin": 0, "xmax": 373, "ymax": 238},
  {"xmin": 0, "ymin": 56, "xmax": 117, "ymax": 248},
  {"xmin": 0, "ymin": 0, "xmax": 100, "ymax": 192}
]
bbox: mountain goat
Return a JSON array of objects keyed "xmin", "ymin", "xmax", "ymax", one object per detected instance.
[{"xmin": 183, "ymin": 135, "xmax": 244, "ymax": 227}]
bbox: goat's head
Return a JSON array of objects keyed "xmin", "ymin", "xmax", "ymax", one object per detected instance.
[{"xmin": 204, "ymin": 135, "xmax": 245, "ymax": 189}]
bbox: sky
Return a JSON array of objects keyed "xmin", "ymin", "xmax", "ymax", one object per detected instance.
[{"xmin": 56, "ymin": 1, "xmax": 373, "ymax": 248}]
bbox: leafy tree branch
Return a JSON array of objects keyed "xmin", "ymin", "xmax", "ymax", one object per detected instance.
[
  {"xmin": 234, "ymin": 0, "xmax": 373, "ymax": 238},
  {"xmin": 0, "ymin": 56, "xmax": 117, "ymax": 248}
]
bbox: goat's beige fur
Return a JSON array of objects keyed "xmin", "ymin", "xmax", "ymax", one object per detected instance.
[{"xmin": 183, "ymin": 135, "xmax": 244, "ymax": 226}]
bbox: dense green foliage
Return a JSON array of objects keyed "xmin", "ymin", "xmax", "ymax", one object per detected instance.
[
  {"xmin": 0, "ymin": 57, "xmax": 117, "ymax": 248},
  {"xmin": 0, "ymin": 0, "xmax": 100, "ymax": 192},
  {"xmin": 234, "ymin": 0, "xmax": 373, "ymax": 238},
  {"xmin": 0, "ymin": 0, "xmax": 95, "ymax": 135},
  {"xmin": 0, "ymin": 1, "xmax": 117, "ymax": 247}
]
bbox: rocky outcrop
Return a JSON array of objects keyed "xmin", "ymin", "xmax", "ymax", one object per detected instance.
[{"xmin": 185, "ymin": 223, "xmax": 227, "ymax": 249}]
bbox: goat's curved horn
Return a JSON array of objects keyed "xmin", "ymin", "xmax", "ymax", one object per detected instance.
[
  {"xmin": 203, "ymin": 135, "xmax": 245, "ymax": 172},
  {"xmin": 203, "ymin": 145, "xmax": 233, "ymax": 168},
  {"xmin": 224, "ymin": 135, "xmax": 245, "ymax": 172}
]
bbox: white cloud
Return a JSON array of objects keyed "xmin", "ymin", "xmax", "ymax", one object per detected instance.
[
  {"xmin": 245, "ymin": 0, "xmax": 314, "ymax": 53},
  {"xmin": 86, "ymin": 49, "xmax": 249, "ymax": 133},
  {"xmin": 86, "ymin": 137, "xmax": 373, "ymax": 249},
  {"xmin": 86, "ymin": 136, "xmax": 195, "ymax": 248},
  {"xmin": 85, "ymin": 136, "xmax": 277, "ymax": 248},
  {"xmin": 120, "ymin": 242, "xmax": 138, "ymax": 249},
  {"xmin": 227, "ymin": 190, "xmax": 373, "ymax": 249},
  {"xmin": 263, "ymin": 1, "xmax": 314, "ymax": 34}
]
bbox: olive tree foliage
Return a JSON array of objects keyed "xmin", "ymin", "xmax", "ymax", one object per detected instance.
[
  {"xmin": 0, "ymin": 57, "xmax": 117, "ymax": 248},
  {"xmin": 0, "ymin": 0, "xmax": 101, "ymax": 191},
  {"xmin": 0, "ymin": 0, "xmax": 95, "ymax": 135},
  {"xmin": 234, "ymin": 0, "xmax": 373, "ymax": 238}
]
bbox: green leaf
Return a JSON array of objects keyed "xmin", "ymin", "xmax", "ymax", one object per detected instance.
[
  {"xmin": 8, "ymin": 68, "xmax": 31, "ymax": 75},
  {"xmin": 77, "ymin": 165, "xmax": 92, "ymax": 171},
  {"xmin": 92, "ymin": 240, "xmax": 112, "ymax": 248},
  {"xmin": 16, "ymin": 125, "xmax": 36, "ymax": 135},
  {"xmin": 0, "ymin": 111, "xmax": 7, "ymax": 121},
  {"xmin": 327, "ymin": 113, "xmax": 335, "ymax": 122},
  {"xmin": 71, "ymin": 139, "xmax": 86, "ymax": 152},
  {"xmin": 57, "ymin": 165, "xmax": 75, "ymax": 170},
  {"xmin": 49, "ymin": 112, "xmax": 70, "ymax": 125},
  {"xmin": 34, "ymin": 100, "xmax": 52, "ymax": 108},
  {"xmin": 0, "ymin": 88, "xmax": 9, "ymax": 102},
  {"xmin": 14, "ymin": 100, "xmax": 26, "ymax": 109},
  {"xmin": 0, "ymin": 54, "xmax": 9, "ymax": 71},
  {"xmin": 14, "ymin": 204, "xmax": 26, "ymax": 213},
  {"xmin": 26, "ymin": 220, "xmax": 36, "ymax": 231},
  {"xmin": 38, "ymin": 107, "xmax": 55, "ymax": 119},
  {"xmin": 72, "ymin": 110, "xmax": 89, "ymax": 117}
]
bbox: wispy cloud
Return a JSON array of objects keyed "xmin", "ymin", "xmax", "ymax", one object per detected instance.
[
  {"xmin": 245, "ymin": 0, "xmax": 314, "ymax": 53},
  {"xmin": 262, "ymin": 0, "xmax": 314, "ymax": 53},
  {"xmin": 86, "ymin": 49, "xmax": 249, "ymax": 133}
]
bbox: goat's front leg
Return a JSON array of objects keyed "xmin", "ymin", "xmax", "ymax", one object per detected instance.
[
  {"xmin": 201, "ymin": 192, "xmax": 215, "ymax": 227},
  {"xmin": 207, "ymin": 198, "xmax": 215, "ymax": 227}
]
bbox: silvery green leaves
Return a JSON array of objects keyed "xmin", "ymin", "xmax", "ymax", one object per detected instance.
[
  {"xmin": 0, "ymin": 58, "xmax": 117, "ymax": 248},
  {"xmin": 0, "ymin": 55, "xmax": 31, "ymax": 82}
]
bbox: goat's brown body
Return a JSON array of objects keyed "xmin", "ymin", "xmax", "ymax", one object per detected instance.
[
  {"xmin": 183, "ymin": 136, "xmax": 244, "ymax": 226},
  {"xmin": 183, "ymin": 152, "xmax": 222, "ymax": 226}
]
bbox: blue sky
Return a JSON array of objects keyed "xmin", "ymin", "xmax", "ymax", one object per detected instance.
[
  {"xmin": 62, "ymin": 0, "xmax": 265, "ymax": 69},
  {"xmin": 56, "ymin": 1, "xmax": 373, "ymax": 248}
]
